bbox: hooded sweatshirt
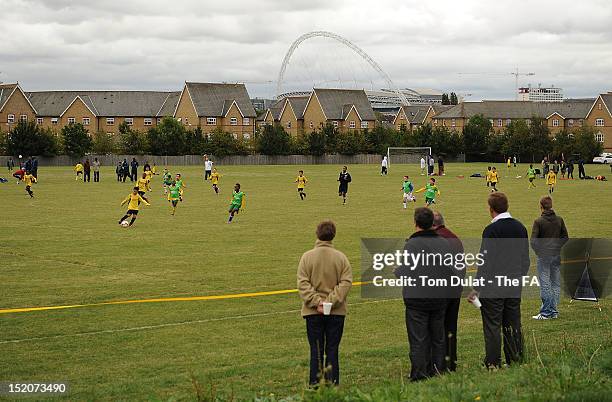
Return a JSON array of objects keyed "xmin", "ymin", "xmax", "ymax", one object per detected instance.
[{"xmin": 530, "ymin": 209, "xmax": 569, "ymax": 256}]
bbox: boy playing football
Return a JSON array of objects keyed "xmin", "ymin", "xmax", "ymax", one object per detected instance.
[
  {"xmin": 401, "ymin": 175, "xmax": 416, "ymax": 208},
  {"xmin": 415, "ymin": 177, "xmax": 440, "ymax": 206},
  {"xmin": 227, "ymin": 183, "xmax": 246, "ymax": 223},
  {"xmin": 119, "ymin": 187, "xmax": 150, "ymax": 226},
  {"xmin": 295, "ymin": 170, "xmax": 308, "ymax": 200}
]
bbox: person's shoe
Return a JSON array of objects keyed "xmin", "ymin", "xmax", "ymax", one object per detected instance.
[
  {"xmin": 550, "ymin": 313, "xmax": 559, "ymax": 319},
  {"xmin": 532, "ymin": 314, "xmax": 550, "ymax": 320}
]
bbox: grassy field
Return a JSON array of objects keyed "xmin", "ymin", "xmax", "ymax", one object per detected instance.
[{"xmin": 0, "ymin": 162, "xmax": 610, "ymax": 401}]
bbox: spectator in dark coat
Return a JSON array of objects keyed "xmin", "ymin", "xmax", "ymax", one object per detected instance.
[
  {"xmin": 31, "ymin": 157, "xmax": 38, "ymax": 178},
  {"xmin": 130, "ymin": 158, "xmax": 139, "ymax": 182},
  {"xmin": 468, "ymin": 192, "xmax": 530, "ymax": 368},
  {"xmin": 83, "ymin": 159, "xmax": 91, "ymax": 182}
]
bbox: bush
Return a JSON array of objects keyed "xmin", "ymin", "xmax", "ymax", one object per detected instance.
[
  {"xmin": 463, "ymin": 114, "xmax": 492, "ymax": 160},
  {"xmin": 118, "ymin": 122, "xmax": 148, "ymax": 155},
  {"xmin": 147, "ymin": 117, "xmax": 186, "ymax": 155},
  {"xmin": 256, "ymin": 124, "xmax": 292, "ymax": 155},
  {"xmin": 336, "ymin": 130, "xmax": 365, "ymax": 155},
  {"xmin": 305, "ymin": 131, "xmax": 326, "ymax": 156},
  {"xmin": 92, "ymin": 131, "xmax": 117, "ymax": 154},
  {"xmin": 572, "ymin": 125, "xmax": 603, "ymax": 161},
  {"xmin": 62, "ymin": 123, "xmax": 92, "ymax": 157},
  {"xmin": 185, "ymin": 126, "xmax": 207, "ymax": 155},
  {"xmin": 7, "ymin": 121, "xmax": 61, "ymax": 157},
  {"xmin": 208, "ymin": 128, "xmax": 250, "ymax": 157}
]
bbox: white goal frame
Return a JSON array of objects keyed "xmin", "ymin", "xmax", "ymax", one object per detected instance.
[{"xmin": 386, "ymin": 147, "xmax": 432, "ymax": 168}]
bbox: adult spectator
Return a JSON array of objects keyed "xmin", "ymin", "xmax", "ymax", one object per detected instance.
[
  {"xmin": 32, "ymin": 157, "xmax": 38, "ymax": 178},
  {"xmin": 566, "ymin": 160, "xmax": 574, "ymax": 179},
  {"xmin": 93, "ymin": 158, "xmax": 101, "ymax": 182},
  {"xmin": 381, "ymin": 156, "xmax": 388, "ymax": 175},
  {"xmin": 433, "ymin": 211, "xmax": 464, "ymax": 372},
  {"xmin": 204, "ymin": 154, "xmax": 214, "ymax": 181},
  {"xmin": 513, "ymin": 155, "xmax": 517, "ymax": 167},
  {"xmin": 420, "ymin": 157, "xmax": 426, "ymax": 176},
  {"xmin": 298, "ymin": 220, "xmax": 352, "ymax": 386},
  {"xmin": 25, "ymin": 157, "xmax": 33, "ymax": 173},
  {"xmin": 83, "ymin": 159, "xmax": 91, "ymax": 182},
  {"xmin": 428, "ymin": 155, "xmax": 435, "ymax": 175},
  {"xmin": 578, "ymin": 159, "xmax": 586, "ymax": 179},
  {"xmin": 395, "ymin": 207, "xmax": 453, "ymax": 381},
  {"xmin": 121, "ymin": 159, "xmax": 129, "ymax": 182},
  {"xmin": 438, "ymin": 156, "xmax": 445, "ymax": 176},
  {"xmin": 530, "ymin": 196, "xmax": 568, "ymax": 320},
  {"xmin": 468, "ymin": 192, "xmax": 529, "ymax": 368},
  {"xmin": 7, "ymin": 157, "xmax": 14, "ymax": 171},
  {"xmin": 130, "ymin": 158, "xmax": 139, "ymax": 182}
]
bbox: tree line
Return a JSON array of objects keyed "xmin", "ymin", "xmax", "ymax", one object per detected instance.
[{"xmin": 0, "ymin": 114, "xmax": 602, "ymax": 162}]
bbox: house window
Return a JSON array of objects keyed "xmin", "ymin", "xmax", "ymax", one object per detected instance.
[
  {"xmin": 83, "ymin": 117, "xmax": 90, "ymax": 125},
  {"xmin": 497, "ymin": 119, "xmax": 503, "ymax": 127},
  {"xmin": 7, "ymin": 114, "xmax": 15, "ymax": 123},
  {"xmin": 20, "ymin": 114, "xmax": 28, "ymax": 122},
  {"xmin": 442, "ymin": 120, "xmax": 446, "ymax": 127},
  {"xmin": 505, "ymin": 119, "xmax": 511, "ymax": 126},
  {"xmin": 552, "ymin": 119, "xmax": 559, "ymax": 127},
  {"xmin": 51, "ymin": 118, "xmax": 58, "ymax": 125},
  {"xmin": 125, "ymin": 118, "xmax": 133, "ymax": 125},
  {"xmin": 433, "ymin": 119, "xmax": 438, "ymax": 125},
  {"xmin": 156, "ymin": 118, "xmax": 161, "ymax": 124},
  {"xmin": 568, "ymin": 119, "xmax": 574, "ymax": 127},
  {"xmin": 106, "ymin": 118, "xmax": 114, "ymax": 125},
  {"xmin": 243, "ymin": 133, "xmax": 250, "ymax": 139},
  {"xmin": 568, "ymin": 133, "xmax": 575, "ymax": 138},
  {"xmin": 184, "ymin": 117, "xmax": 189, "ymax": 125},
  {"xmin": 489, "ymin": 119, "xmax": 494, "ymax": 125},
  {"xmin": 36, "ymin": 117, "xmax": 43, "ymax": 125},
  {"xmin": 309, "ymin": 121, "xmax": 313, "ymax": 129},
  {"xmin": 579, "ymin": 119, "xmax": 583, "ymax": 126},
  {"xmin": 595, "ymin": 118, "xmax": 604, "ymax": 126},
  {"xmin": 451, "ymin": 118, "xmax": 456, "ymax": 127},
  {"xmin": 595, "ymin": 132, "xmax": 604, "ymax": 143},
  {"xmin": 399, "ymin": 114, "xmax": 404, "ymax": 120},
  {"xmin": 349, "ymin": 121, "xmax": 356, "ymax": 129},
  {"xmin": 525, "ymin": 119, "xmax": 531, "ymax": 127},
  {"xmin": 243, "ymin": 118, "xmax": 250, "ymax": 126},
  {"xmin": 230, "ymin": 117, "xmax": 238, "ymax": 126},
  {"xmin": 144, "ymin": 118, "xmax": 152, "ymax": 126},
  {"xmin": 333, "ymin": 121, "xmax": 338, "ymax": 128},
  {"xmin": 207, "ymin": 117, "xmax": 216, "ymax": 125},
  {"xmin": 67, "ymin": 117, "xmax": 76, "ymax": 124},
  {"xmin": 287, "ymin": 121, "xmax": 292, "ymax": 129},
  {"xmin": 598, "ymin": 103, "xmax": 602, "ymax": 110},
  {"xmin": 361, "ymin": 121, "xmax": 368, "ymax": 129}
]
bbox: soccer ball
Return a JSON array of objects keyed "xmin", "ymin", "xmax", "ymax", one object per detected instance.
[{"xmin": 120, "ymin": 220, "xmax": 129, "ymax": 227}]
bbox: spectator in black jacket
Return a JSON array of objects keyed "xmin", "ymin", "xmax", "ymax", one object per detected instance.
[
  {"xmin": 530, "ymin": 196, "xmax": 568, "ymax": 320},
  {"xmin": 468, "ymin": 192, "xmax": 530, "ymax": 368},
  {"xmin": 130, "ymin": 158, "xmax": 139, "ymax": 182},
  {"xmin": 395, "ymin": 207, "xmax": 454, "ymax": 381}
]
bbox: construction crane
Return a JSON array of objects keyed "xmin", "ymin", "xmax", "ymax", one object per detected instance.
[{"xmin": 457, "ymin": 68, "xmax": 535, "ymax": 99}]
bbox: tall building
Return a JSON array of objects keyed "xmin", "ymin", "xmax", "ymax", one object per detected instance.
[{"xmin": 518, "ymin": 85, "xmax": 563, "ymax": 102}]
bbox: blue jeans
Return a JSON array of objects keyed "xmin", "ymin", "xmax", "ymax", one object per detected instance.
[{"xmin": 537, "ymin": 255, "xmax": 561, "ymax": 317}]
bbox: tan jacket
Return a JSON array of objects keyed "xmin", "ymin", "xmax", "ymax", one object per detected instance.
[{"xmin": 297, "ymin": 240, "xmax": 353, "ymax": 316}]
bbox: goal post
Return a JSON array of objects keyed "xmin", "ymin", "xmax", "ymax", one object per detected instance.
[{"xmin": 387, "ymin": 147, "xmax": 432, "ymax": 168}]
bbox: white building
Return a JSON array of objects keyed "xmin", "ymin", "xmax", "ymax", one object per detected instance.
[{"xmin": 518, "ymin": 85, "xmax": 563, "ymax": 102}]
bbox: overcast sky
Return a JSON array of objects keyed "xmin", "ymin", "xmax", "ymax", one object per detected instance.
[{"xmin": 2, "ymin": 0, "xmax": 611, "ymax": 100}]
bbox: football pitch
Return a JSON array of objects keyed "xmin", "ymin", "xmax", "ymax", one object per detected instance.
[{"xmin": 1, "ymin": 163, "xmax": 610, "ymax": 400}]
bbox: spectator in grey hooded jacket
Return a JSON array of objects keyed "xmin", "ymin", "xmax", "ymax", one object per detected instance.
[{"xmin": 530, "ymin": 196, "xmax": 569, "ymax": 320}]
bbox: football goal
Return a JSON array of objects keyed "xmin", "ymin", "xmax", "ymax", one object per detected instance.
[{"xmin": 386, "ymin": 147, "xmax": 432, "ymax": 168}]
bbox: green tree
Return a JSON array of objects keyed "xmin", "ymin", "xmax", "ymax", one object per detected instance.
[
  {"xmin": 527, "ymin": 117, "xmax": 552, "ymax": 162},
  {"xmin": 321, "ymin": 123, "xmax": 338, "ymax": 153},
  {"xmin": 336, "ymin": 130, "xmax": 365, "ymax": 155},
  {"xmin": 291, "ymin": 132, "xmax": 309, "ymax": 155},
  {"xmin": 552, "ymin": 129, "xmax": 575, "ymax": 160},
  {"xmin": 147, "ymin": 117, "xmax": 186, "ymax": 155},
  {"xmin": 92, "ymin": 131, "xmax": 116, "ymax": 154},
  {"xmin": 207, "ymin": 128, "xmax": 249, "ymax": 157},
  {"xmin": 450, "ymin": 92, "xmax": 458, "ymax": 105},
  {"xmin": 462, "ymin": 114, "xmax": 491, "ymax": 160},
  {"xmin": 572, "ymin": 125, "xmax": 603, "ymax": 161},
  {"xmin": 6, "ymin": 120, "xmax": 60, "ymax": 156},
  {"xmin": 502, "ymin": 119, "xmax": 531, "ymax": 158},
  {"xmin": 62, "ymin": 123, "xmax": 92, "ymax": 157},
  {"xmin": 306, "ymin": 131, "xmax": 326, "ymax": 156},
  {"xmin": 256, "ymin": 124, "xmax": 292, "ymax": 155},
  {"xmin": 39, "ymin": 128, "xmax": 62, "ymax": 156},
  {"xmin": 441, "ymin": 93, "xmax": 450, "ymax": 105},
  {"xmin": 118, "ymin": 122, "xmax": 148, "ymax": 155},
  {"xmin": 185, "ymin": 126, "xmax": 207, "ymax": 155}
]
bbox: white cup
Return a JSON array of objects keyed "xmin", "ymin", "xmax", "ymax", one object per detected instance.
[
  {"xmin": 471, "ymin": 296, "xmax": 482, "ymax": 309},
  {"xmin": 323, "ymin": 302, "xmax": 333, "ymax": 315}
]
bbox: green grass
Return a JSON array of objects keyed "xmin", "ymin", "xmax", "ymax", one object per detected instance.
[{"xmin": 0, "ymin": 163, "xmax": 610, "ymax": 401}]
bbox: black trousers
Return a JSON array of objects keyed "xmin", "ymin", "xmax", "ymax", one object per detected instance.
[
  {"xmin": 84, "ymin": 171, "xmax": 90, "ymax": 182},
  {"xmin": 204, "ymin": 170, "xmax": 212, "ymax": 180},
  {"xmin": 93, "ymin": 171, "xmax": 100, "ymax": 182},
  {"xmin": 480, "ymin": 298, "xmax": 523, "ymax": 368},
  {"xmin": 131, "ymin": 170, "xmax": 137, "ymax": 181},
  {"xmin": 305, "ymin": 314, "xmax": 345, "ymax": 386},
  {"xmin": 444, "ymin": 298, "xmax": 460, "ymax": 371},
  {"xmin": 578, "ymin": 167, "xmax": 585, "ymax": 179},
  {"xmin": 405, "ymin": 305, "xmax": 446, "ymax": 381}
]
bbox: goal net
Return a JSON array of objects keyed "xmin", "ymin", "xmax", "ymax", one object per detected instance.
[{"xmin": 387, "ymin": 147, "xmax": 432, "ymax": 167}]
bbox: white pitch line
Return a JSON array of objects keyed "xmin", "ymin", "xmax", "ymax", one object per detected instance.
[{"xmin": 0, "ymin": 299, "xmax": 396, "ymax": 345}]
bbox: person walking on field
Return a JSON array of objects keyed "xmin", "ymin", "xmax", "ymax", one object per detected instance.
[
  {"xmin": 130, "ymin": 158, "xmax": 139, "ymax": 182},
  {"xmin": 203, "ymin": 154, "xmax": 214, "ymax": 181},
  {"xmin": 530, "ymin": 196, "xmax": 568, "ymax": 320},
  {"xmin": 381, "ymin": 156, "xmax": 388, "ymax": 175},
  {"xmin": 93, "ymin": 158, "xmax": 101, "ymax": 182},
  {"xmin": 83, "ymin": 159, "xmax": 91, "ymax": 183},
  {"xmin": 337, "ymin": 166, "xmax": 352, "ymax": 205},
  {"xmin": 428, "ymin": 155, "xmax": 435, "ymax": 175},
  {"xmin": 7, "ymin": 157, "xmax": 14, "ymax": 171},
  {"xmin": 298, "ymin": 220, "xmax": 352, "ymax": 386}
]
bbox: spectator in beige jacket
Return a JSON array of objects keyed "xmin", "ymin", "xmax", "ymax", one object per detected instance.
[{"xmin": 298, "ymin": 220, "xmax": 352, "ymax": 386}]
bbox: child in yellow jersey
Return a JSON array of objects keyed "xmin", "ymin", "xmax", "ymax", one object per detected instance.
[
  {"xmin": 485, "ymin": 166, "xmax": 492, "ymax": 187},
  {"xmin": 119, "ymin": 187, "xmax": 150, "ymax": 226},
  {"xmin": 546, "ymin": 170, "xmax": 557, "ymax": 194},
  {"xmin": 295, "ymin": 170, "xmax": 307, "ymax": 200},
  {"xmin": 137, "ymin": 172, "xmax": 151, "ymax": 202},
  {"xmin": 23, "ymin": 171, "xmax": 36, "ymax": 198},
  {"xmin": 490, "ymin": 167, "xmax": 499, "ymax": 192},
  {"xmin": 210, "ymin": 168, "xmax": 221, "ymax": 194},
  {"xmin": 74, "ymin": 162, "xmax": 84, "ymax": 181}
]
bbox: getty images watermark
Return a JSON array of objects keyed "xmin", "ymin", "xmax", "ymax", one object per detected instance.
[{"xmin": 360, "ymin": 238, "xmax": 612, "ymax": 300}]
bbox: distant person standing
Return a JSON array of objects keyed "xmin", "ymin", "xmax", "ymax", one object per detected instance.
[
  {"xmin": 428, "ymin": 155, "xmax": 435, "ymax": 175},
  {"xmin": 93, "ymin": 158, "xmax": 101, "ymax": 182},
  {"xmin": 420, "ymin": 156, "xmax": 426, "ymax": 176},
  {"xmin": 566, "ymin": 160, "xmax": 574, "ymax": 179},
  {"xmin": 298, "ymin": 220, "xmax": 352, "ymax": 386},
  {"xmin": 513, "ymin": 155, "xmax": 517, "ymax": 167},
  {"xmin": 130, "ymin": 158, "xmax": 139, "ymax": 182},
  {"xmin": 337, "ymin": 166, "xmax": 352, "ymax": 205},
  {"xmin": 468, "ymin": 192, "xmax": 530, "ymax": 368},
  {"xmin": 578, "ymin": 159, "xmax": 586, "ymax": 179},
  {"xmin": 25, "ymin": 157, "xmax": 33, "ymax": 173},
  {"xmin": 121, "ymin": 159, "xmax": 129, "ymax": 182},
  {"xmin": 116, "ymin": 162, "xmax": 123, "ymax": 182},
  {"xmin": 31, "ymin": 157, "xmax": 38, "ymax": 178},
  {"xmin": 381, "ymin": 156, "xmax": 388, "ymax": 175},
  {"xmin": 7, "ymin": 157, "xmax": 14, "ymax": 171},
  {"xmin": 438, "ymin": 156, "xmax": 445, "ymax": 176},
  {"xmin": 83, "ymin": 159, "xmax": 91, "ymax": 183},
  {"xmin": 203, "ymin": 154, "xmax": 214, "ymax": 181},
  {"xmin": 530, "ymin": 196, "xmax": 568, "ymax": 320}
]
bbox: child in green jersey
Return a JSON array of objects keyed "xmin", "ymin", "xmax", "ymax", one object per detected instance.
[
  {"xmin": 167, "ymin": 180, "xmax": 181, "ymax": 215},
  {"xmin": 527, "ymin": 164, "xmax": 537, "ymax": 189},
  {"xmin": 402, "ymin": 175, "xmax": 416, "ymax": 208},
  {"xmin": 227, "ymin": 183, "xmax": 246, "ymax": 223},
  {"xmin": 415, "ymin": 177, "xmax": 440, "ymax": 207}
]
